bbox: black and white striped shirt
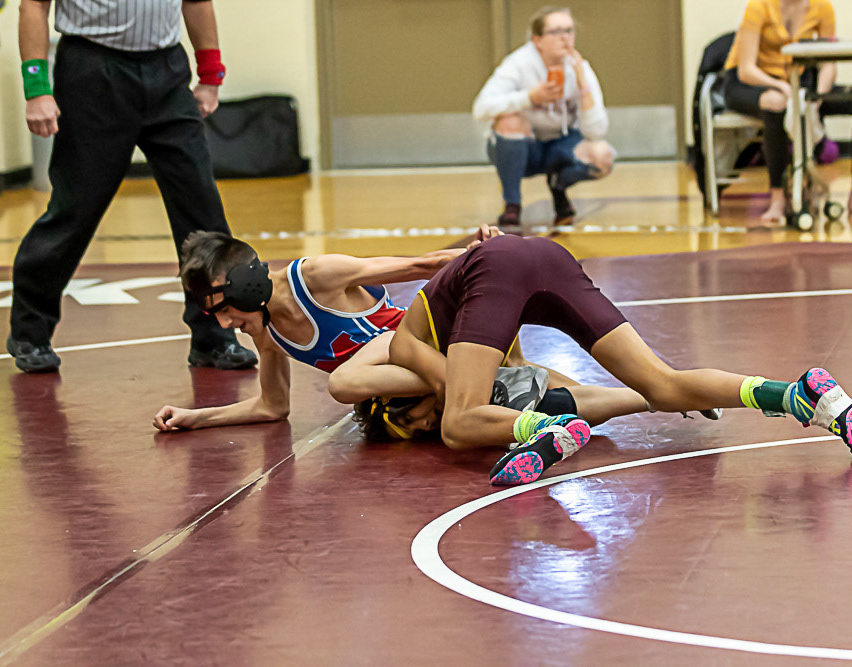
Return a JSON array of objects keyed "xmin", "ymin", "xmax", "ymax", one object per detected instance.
[{"xmin": 40, "ymin": 0, "xmax": 209, "ymax": 52}]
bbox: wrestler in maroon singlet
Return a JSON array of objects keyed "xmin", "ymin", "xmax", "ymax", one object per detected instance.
[
  {"xmin": 392, "ymin": 234, "xmax": 852, "ymax": 488},
  {"xmin": 417, "ymin": 234, "xmax": 626, "ymax": 354}
]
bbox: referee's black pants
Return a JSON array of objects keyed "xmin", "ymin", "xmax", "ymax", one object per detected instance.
[{"xmin": 11, "ymin": 36, "xmax": 236, "ymax": 351}]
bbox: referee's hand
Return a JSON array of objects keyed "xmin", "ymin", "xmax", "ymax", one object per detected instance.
[
  {"xmin": 25, "ymin": 95, "xmax": 60, "ymax": 138},
  {"xmin": 193, "ymin": 84, "xmax": 219, "ymax": 118}
]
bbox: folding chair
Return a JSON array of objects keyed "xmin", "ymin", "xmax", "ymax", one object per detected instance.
[
  {"xmin": 692, "ymin": 32, "xmax": 763, "ymax": 216},
  {"xmin": 698, "ymin": 72, "xmax": 764, "ymax": 215}
]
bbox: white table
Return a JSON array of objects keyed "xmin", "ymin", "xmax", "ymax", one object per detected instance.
[{"xmin": 781, "ymin": 40, "xmax": 852, "ymax": 229}]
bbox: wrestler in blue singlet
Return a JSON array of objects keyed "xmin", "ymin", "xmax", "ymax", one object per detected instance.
[{"xmin": 267, "ymin": 258, "xmax": 406, "ymax": 372}]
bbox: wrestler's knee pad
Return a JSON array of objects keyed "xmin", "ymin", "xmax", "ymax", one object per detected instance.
[{"xmin": 535, "ymin": 387, "xmax": 578, "ymax": 416}]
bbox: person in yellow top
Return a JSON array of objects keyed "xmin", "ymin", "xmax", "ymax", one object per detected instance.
[{"xmin": 723, "ymin": 0, "xmax": 838, "ymax": 226}]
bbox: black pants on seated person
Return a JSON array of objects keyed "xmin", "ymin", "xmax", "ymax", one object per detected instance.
[{"xmin": 722, "ymin": 68, "xmax": 787, "ymax": 189}]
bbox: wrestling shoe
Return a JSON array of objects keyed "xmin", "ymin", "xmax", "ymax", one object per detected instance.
[
  {"xmin": 834, "ymin": 405, "xmax": 852, "ymax": 452},
  {"xmin": 512, "ymin": 410, "xmax": 586, "ymax": 443},
  {"xmin": 788, "ymin": 367, "xmax": 852, "ymax": 448},
  {"xmin": 490, "ymin": 417, "xmax": 591, "ymax": 486}
]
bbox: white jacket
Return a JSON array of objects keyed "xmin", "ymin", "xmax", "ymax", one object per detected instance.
[{"xmin": 472, "ymin": 41, "xmax": 609, "ymax": 142}]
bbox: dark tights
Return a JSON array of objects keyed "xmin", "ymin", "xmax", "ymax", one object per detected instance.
[{"xmin": 723, "ymin": 69, "xmax": 787, "ymax": 188}]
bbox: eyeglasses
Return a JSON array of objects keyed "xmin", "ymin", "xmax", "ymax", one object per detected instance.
[{"xmin": 543, "ymin": 27, "xmax": 574, "ymax": 36}]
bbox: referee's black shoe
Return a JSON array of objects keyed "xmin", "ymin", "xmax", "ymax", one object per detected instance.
[
  {"xmin": 188, "ymin": 341, "xmax": 257, "ymax": 370},
  {"xmin": 6, "ymin": 335, "xmax": 61, "ymax": 373}
]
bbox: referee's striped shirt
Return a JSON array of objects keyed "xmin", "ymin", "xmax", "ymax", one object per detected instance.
[{"xmin": 37, "ymin": 0, "xmax": 209, "ymax": 52}]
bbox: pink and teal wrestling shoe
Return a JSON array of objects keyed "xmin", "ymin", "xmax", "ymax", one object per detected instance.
[
  {"xmin": 788, "ymin": 368, "xmax": 852, "ymax": 450},
  {"xmin": 489, "ymin": 418, "xmax": 591, "ymax": 486}
]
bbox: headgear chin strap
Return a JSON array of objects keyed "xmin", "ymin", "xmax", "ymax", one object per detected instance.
[
  {"xmin": 201, "ymin": 258, "xmax": 273, "ymax": 326},
  {"xmin": 369, "ymin": 395, "xmax": 424, "ymax": 440}
]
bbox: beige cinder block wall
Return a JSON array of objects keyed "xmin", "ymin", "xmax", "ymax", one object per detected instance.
[
  {"xmin": 2, "ymin": 1, "xmax": 850, "ymax": 171},
  {"xmin": 0, "ymin": 0, "xmax": 320, "ymax": 173}
]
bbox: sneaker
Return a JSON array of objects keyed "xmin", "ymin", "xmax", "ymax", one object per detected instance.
[
  {"xmin": 6, "ymin": 335, "xmax": 60, "ymax": 373},
  {"xmin": 788, "ymin": 367, "xmax": 852, "ymax": 447},
  {"xmin": 490, "ymin": 418, "xmax": 591, "ymax": 486},
  {"xmin": 497, "ymin": 203, "xmax": 521, "ymax": 228},
  {"xmin": 550, "ymin": 187, "xmax": 576, "ymax": 224},
  {"xmin": 188, "ymin": 342, "xmax": 257, "ymax": 370}
]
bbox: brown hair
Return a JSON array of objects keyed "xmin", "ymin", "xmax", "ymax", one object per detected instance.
[
  {"xmin": 352, "ymin": 398, "xmax": 397, "ymax": 441},
  {"xmin": 179, "ymin": 231, "xmax": 258, "ymax": 302},
  {"xmin": 529, "ymin": 6, "xmax": 572, "ymax": 37}
]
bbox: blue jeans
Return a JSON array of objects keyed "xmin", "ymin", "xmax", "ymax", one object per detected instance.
[{"xmin": 486, "ymin": 128, "xmax": 597, "ymax": 204}]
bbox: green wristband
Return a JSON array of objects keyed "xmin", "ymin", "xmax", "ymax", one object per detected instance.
[{"xmin": 22, "ymin": 59, "xmax": 52, "ymax": 100}]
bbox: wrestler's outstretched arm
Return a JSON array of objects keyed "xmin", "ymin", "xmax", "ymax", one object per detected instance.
[
  {"xmin": 304, "ymin": 225, "xmax": 501, "ymax": 293},
  {"xmin": 153, "ymin": 333, "xmax": 291, "ymax": 431}
]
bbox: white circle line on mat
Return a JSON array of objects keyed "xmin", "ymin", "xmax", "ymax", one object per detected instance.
[{"xmin": 411, "ymin": 434, "xmax": 852, "ymax": 661}]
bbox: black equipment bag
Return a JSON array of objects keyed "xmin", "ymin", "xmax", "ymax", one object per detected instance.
[{"xmin": 204, "ymin": 95, "xmax": 310, "ymax": 178}]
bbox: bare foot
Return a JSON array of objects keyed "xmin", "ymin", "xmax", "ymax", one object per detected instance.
[{"xmin": 754, "ymin": 190, "xmax": 786, "ymax": 229}]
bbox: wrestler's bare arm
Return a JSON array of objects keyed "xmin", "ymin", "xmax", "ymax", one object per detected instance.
[
  {"xmin": 302, "ymin": 224, "xmax": 502, "ymax": 296},
  {"xmin": 387, "ymin": 300, "xmax": 448, "ymax": 402},
  {"xmin": 153, "ymin": 333, "xmax": 291, "ymax": 431},
  {"xmin": 301, "ymin": 251, "xmax": 462, "ymax": 297},
  {"xmin": 327, "ymin": 331, "xmax": 433, "ymax": 404}
]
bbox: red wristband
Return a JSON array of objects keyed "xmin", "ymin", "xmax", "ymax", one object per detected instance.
[{"xmin": 195, "ymin": 49, "xmax": 226, "ymax": 86}]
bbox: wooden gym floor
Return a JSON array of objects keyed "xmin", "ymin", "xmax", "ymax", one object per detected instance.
[{"xmin": 0, "ymin": 161, "xmax": 851, "ymax": 665}]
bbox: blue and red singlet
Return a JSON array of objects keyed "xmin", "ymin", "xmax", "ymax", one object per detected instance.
[{"xmin": 267, "ymin": 258, "xmax": 406, "ymax": 372}]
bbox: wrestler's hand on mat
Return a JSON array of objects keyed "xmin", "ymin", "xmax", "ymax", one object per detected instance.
[
  {"xmin": 529, "ymin": 80, "xmax": 563, "ymax": 106},
  {"xmin": 153, "ymin": 405, "xmax": 200, "ymax": 431},
  {"xmin": 193, "ymin": 84, "xmax": 220, "ymax": 118},
  {"xmin": 466, "ymin": 224, "xmax": 503, "ymax": 251},
  {"xmin": 26, "ymin": 95, "xmax": 60, "ymax": 138}
]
